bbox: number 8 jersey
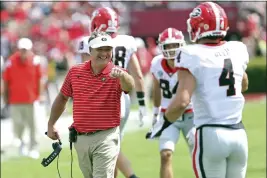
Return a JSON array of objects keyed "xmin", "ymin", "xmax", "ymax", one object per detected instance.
[
  {"xmin": 151, "ymin": 54, "xmax": 193, "ymax": 112},
  {"xmin": 112, "ymin": 35, "xmax": 137, "ymax": 69},
  {"xmin": 175, "ymin": 41, "xmax": 249, "ymax": 127}
]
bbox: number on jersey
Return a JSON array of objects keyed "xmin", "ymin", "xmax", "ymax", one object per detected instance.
[
  {"xmin": 159, "ymin": 79, "xmax": 178, "ymax": 99},
  {"xmin": 114, "ymin": 46, "xmax": 126, "ymax": 68},
  {"xmin": 176, "ymin": 51, "xmax": 182, "ymax": 63},
  {"xmin": 219, "ymin": 58, "xmax": 236, "ymax": 96}
]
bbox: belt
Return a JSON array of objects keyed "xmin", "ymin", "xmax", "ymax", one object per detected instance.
[
  {"xmin": 197, "ymin": 121, "xmax": 245, "ymax": 130},
  {"xmin": 77, "ymin": 130, "xmax": 103, "ymax": 136}
]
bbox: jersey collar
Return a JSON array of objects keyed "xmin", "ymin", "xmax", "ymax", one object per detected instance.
[
  {"xmin": 161, "ymin": 59, "xmax": 177, "ymax": 74},
  {"xmin": 85, "ymin": 60, "xmax": 114, "ymax": 75},
  {"xmin": 202, "ymin": 41, "xmax": 226, "ymax": 46}
]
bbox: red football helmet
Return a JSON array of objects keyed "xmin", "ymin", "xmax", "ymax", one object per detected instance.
[
  {"xmin": 158, "ymin": 28, "xmax": 185, "ymax": 59},
  {"xmin": 90, "ymin": 7, "xmax": 119, "ymax": 35},
  {"xmin": 187, "ymin": 2, "xmax": 229, "ymax": 42}
]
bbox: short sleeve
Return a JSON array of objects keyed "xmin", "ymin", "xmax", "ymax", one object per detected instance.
[
  {"xmin": 150, "ymin": 57, "xmax": 157, "ymax": 75},
  {"xmin": 128, "ymin": 36, "xmax": 137, "ymax": 55},
  {"xmin": 60, "ymin": 68, "xmax": 73, "ymax": 97},
  {"xmin": 241, "ymin": 43, "xmax": 249, "ymax": 71},
  {"xmin": 175, "ymin": 49, "xmax": 199, "ymax": 76}
]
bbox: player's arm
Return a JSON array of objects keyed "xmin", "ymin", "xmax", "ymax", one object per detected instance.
[
  {"xmin": 48, "ymin": 92, "xmax": 69, "ymax": 126},
  {"xmin": 241, "ymin": 42, "xmax": 249, "ymax": 93},
  {"xmin": 242, "ymin": 72, "xmax": 249, "ymax": 92},
  {"xmin": 152, "ymin": 74, "xmax": 161, "ymax": 118},
  {"xmin": 128, "ymin": 53, "xmax": 146, "ymax": 106},
  {"xmin": 165, "ymin": 69, "xmax": 196, "ymax": 122}
]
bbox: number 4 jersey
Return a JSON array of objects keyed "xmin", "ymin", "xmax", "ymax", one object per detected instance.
[
  {"xmin": 175, "ymin": 41, "xmax": 249, "ymax": 127},
  {"xmin": 150, "ymin": 54, "xmax": 193, "ymax": 112},
  {"xmin": 112, "ymin": 35, "xmax": 137, "ymax": 69}
]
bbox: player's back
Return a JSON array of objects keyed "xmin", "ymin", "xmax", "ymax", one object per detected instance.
[
  {"xmin": 177, "ymin": 41, "xmax": 249, "ymax": 127},
  {"xmin": 112, "ymin": 35, "xmax": 137, "ymax": 69}
]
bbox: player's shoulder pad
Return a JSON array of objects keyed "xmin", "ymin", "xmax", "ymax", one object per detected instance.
[
  {"xmin": 226, "ymin": 41, "xmax": 249, "ymax": 62},
  {"xmin": 227, "ymin": 41, "xmax": 248, "ymax": 50},
  {"xmin": 150, "ymin": 54, "xmax": 164, "ymax": 74},
  {"xmin": 116, "ymin": 35, "xmax": 137, "ymax": 51},
  {"xmin": 117, "ymin": 34, "xmax": 135, "ymax": 42},
  {"xmin": 175, "ymin": 45, "xmax": 200, "ymax": 73},
  {"xmin": 151, "ymin": 54, "xmax": 164, "ymax": 67},
  {"xmin": 175, "ymin": 45, "xmax": 197, "ymax": 64},
  {"xmin": 177, "ymin": 44, "xmax": 199, "ymax": 57}
]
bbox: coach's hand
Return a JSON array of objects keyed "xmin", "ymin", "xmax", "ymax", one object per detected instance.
[
  {"xmin": 47, "ymin": 125, "xmax": 60, "ymax": 140},
  {"xmin": 110, "ymin": 67, "xmax": 125, "ymax": 78},
  {"xmin": 145, "ymin": 114, "xmax": 172, "ymax": 139}
]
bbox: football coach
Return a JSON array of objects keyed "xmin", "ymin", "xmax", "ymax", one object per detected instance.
[{"xmin": 46, "ymin": 31, "xmax": 135, "ymax": 178}]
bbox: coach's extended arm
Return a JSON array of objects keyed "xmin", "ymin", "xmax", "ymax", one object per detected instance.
[{"xmin": 119, "ymin": 71, "xmax": 135, "ymax": 92}]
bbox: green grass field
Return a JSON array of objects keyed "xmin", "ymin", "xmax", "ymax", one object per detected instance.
[{"xmin": 1, "ymin": 101, "xmax": 266, "ymax": 178}]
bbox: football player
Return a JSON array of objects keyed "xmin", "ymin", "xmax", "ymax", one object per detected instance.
[
  {"xmin": 76, "ymin": 36, "xmax": 90, "ymax": 63},
  {"xmin": 148, "ymin": 2, "xmax": 249, "ymax": 178},
  {"xmin": 90, "ymin": 7, "xmax": 146, "ymax": 178},
  {"xmin": 149, "ymin": 28, "xmax": 195, "ymax": 178}
]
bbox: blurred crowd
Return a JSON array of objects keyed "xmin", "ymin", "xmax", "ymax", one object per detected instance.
[{"xmin": 0, "ymin": 1, "xmax": 266, "ymax": 115}]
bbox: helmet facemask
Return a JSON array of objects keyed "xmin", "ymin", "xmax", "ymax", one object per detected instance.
[{"xmin": 160, "ymin": 43, "xmax": 183, "ymax": 60}]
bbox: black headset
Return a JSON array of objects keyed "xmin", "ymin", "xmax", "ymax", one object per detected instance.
[{"xmin": 41, "ymin": 132, "xmax": 62, "ymax": 167}]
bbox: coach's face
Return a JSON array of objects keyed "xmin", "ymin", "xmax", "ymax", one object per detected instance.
[
  {"xmin": 91, "ymin": 46, "xmax": 113, "ymax": 65},
  {"xmin": 19, "ymin": 49, "xmax": 31, "ymax": 60}
]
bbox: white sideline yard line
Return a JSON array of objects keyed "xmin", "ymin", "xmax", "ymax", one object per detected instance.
[{"xmin": 1, "ymin": 104, "xmax": 152, "ymax": 162}]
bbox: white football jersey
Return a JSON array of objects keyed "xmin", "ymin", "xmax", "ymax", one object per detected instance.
[
  {"xmin": 151, "ymin": 54, "xmax": 193, "ymax": 110},
  {"xmin": 175, "ymin": 41, "xmax": 249, "ymax": 127},
  {"xmin": 112, "ymin": 35, "xmax": 137, "ymax": 69}
]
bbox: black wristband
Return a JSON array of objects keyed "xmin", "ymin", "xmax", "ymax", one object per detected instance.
[
  {"xmin": 136, "ymin": 91, "xmax": 145, "ymax": 98},
  {"xmin": 163, "ymin": 114, "xmax": 172, "ymax": 126},
  {"xmin": 136, "ymin": 91, "xmax": 145, "ymax": 106},
  {"xmin": 138, "ymin": 100, "xmax": 145, "ymax": 106}
]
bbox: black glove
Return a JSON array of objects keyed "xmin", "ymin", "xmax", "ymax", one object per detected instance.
[{"xmin": 145, "ymin": 114, "xmax": 172, "ymax": 139}]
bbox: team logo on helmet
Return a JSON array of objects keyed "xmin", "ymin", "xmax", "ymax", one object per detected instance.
[
  {"xmin": 204, "ymin": 24, "xmax": 209, "ymax": 30},
  {"xmin": 190, "ymin": 8, "xmax": 202, "ymax": 17},
  {"xmin": 101, "ymin": 37, "xmax": 107, "ymax": 41}
]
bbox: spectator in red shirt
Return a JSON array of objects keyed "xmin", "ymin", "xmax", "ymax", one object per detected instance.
[
  {"xmin": 47, "ymin": 31, "xmax": 134, "ymax": 178},
  {"xmin": 2, "ymin": 38, "xmax": 42, "ymax": 159}
]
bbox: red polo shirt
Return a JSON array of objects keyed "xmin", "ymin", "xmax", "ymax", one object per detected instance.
[
  {"xmin": 3, "ymin": 52, "xmax": 41, "ymax": 104},
  {"xmin": 61, "ymin": 61, "xmax": 125, "ymax": 133}
]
